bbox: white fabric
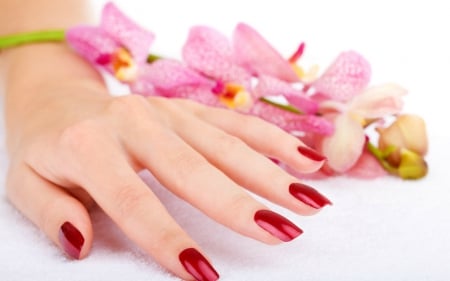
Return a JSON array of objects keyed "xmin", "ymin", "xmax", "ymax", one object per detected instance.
[{"xmin": 1, "ymin": 1, "xmax": 450, "ymax": 280}]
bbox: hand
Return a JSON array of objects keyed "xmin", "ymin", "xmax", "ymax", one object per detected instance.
[{"xmin": 5, "ymin": 79, "xmax": 331, "ymax": 281}]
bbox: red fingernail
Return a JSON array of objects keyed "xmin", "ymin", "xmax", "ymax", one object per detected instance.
[
  {"xmin": 297, "ymin": 146, "xmax": 327, "ymax": 162},
  {"xmin": 254, "ymin": 210, "xmax": 303, "ymax": 242},
  {"xmin": 58, "ymin": 222, "xmax": 84, "ymax": 259},
  {"xmin": 289, "ymin": 183, "xmax": 332, "ymax": 209},
  {"xmin": 179, "ymin": 248, "xmax": 219, "ymax": 281}
]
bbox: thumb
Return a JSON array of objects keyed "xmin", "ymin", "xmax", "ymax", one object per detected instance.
[{"xmin": 6, "ymin": 163, "xmax": 93, "ymax": 259}]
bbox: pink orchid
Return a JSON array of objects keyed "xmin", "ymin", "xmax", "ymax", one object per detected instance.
[
  {"xmin": 181, "ymin": 23, "xmax": 333, "ymax": 135},
  {"xmin": 131, "ymin": 59, "xmax": 220, "ymax": 106},
  {"xmin": 66, "ymin": 2, "xmax": 154, "ymax": 83},
  {"xmin": 312, "ymin": 51, "xmax": 372, "ymax": 102},
  {"xmin": 318, "ymin": 82, "xmax": 407, "ymax": 174}
]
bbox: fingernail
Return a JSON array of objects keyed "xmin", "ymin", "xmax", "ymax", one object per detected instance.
[
  {"xmin": 254, "ymin": 210, "xmax": 303, "ymax": 242},
  {"xmin": 297, "ymin": 146, "xmax": 327, "ymax": 162},
  {"xmin": 289, "ymin": 183, "xmax": 332, "ymax": 209},
  {"xmin": 58, "ymin": 221, "xmax": 84, "ymax": 259},
  {"xmin": 179, "ymin": 248, "xmax": 219, "ymax": 281}
]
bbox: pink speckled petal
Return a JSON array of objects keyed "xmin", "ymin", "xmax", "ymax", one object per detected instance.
[
  {"xmin": 182, "ymin": 25, "xmax": 251, "ymax": 85},
  {"xmin": 138, "ymin": 59, "xmax": 214, "ymax": 90},
  {"xmin": 250, "ymin": 101, "xmax": 334, "ymax": 135},
  {"xmin": 320, "ymin": 114, "xmax": 366, "ymax": 173},
  {"xmin": 349, "ymin": 83, "xmax": 406, "ymax": 119},
  {"xmin": 347, "ymin": 149, "xmax": 387, "ymax": 178},
  {"xmin": 101, "ymin": 2, "xmax": 154, "ymax": 62},
  {"xmin": 312, "ymin": 51, "xmax": 371, "ymax": 102},
  {"xmin": 255, "ymin": 76, "xmax": 318, "ymax": 114},
  {"xmin": 129, "ymin": 79, "xmax": 156, "ymax": 96},
  {"xmin": 233, "ymin": 23, "xmax": 298, "ymax": 82},
  {"xmin": 66, "ymin": 26, "xmax": 119, "ymax": 72},
  {"xmin": 169, "ymin": 86, "xmax": 220, "ymax": 107}
]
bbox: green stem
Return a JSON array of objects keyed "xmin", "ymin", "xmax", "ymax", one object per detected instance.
[
  {"xmin": 0, "ymin": 30, "xmax": 66, "ymax": 50},
  {"xmin": 366, "ymin": 141, "xmax": 398, "ymax": 175},
  {"xmin": 260, "ymin": 97, "xmax": 304, "ymax": 114}
]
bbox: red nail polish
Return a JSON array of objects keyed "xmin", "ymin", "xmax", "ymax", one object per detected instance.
[
  {"xmin": 289, "ymin": 183, "xmax": 332, "ymax": 209},
  {"xmin": 254, "ymin": 210, "xmax": 303, "ymax": 242},
  {"xmin": 297, "ymin": 146, "xmax": 327, "ymax": 162},
  {"xmin": 58, "ymin": 222, "xmax": 84, "ymax": 259},
  {"xmin": 179, "ymin": 248, "xmax": 219, "ymax": 281}
]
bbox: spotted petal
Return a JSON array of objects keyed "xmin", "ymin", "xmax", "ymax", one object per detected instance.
[
  {"xmin": 233, "ymin": 23, "xmax": 299, "ymax": 82},
  {"xmin": 255, "ymin": 76, "xmax": 318, "ymax": 114},
  {"xmin": 183, "ymin": 25, "xmax": 251, "ymax": 86},
  {"xmin": 101, "ymin": 2, "xmax": 154, "ymax": 62},
  {"xmin": 138, "ymin": 59, "xmax": 213, "ymax": 91},
  {"xmin": 66, "ymin": 26, "xmax": 119, "ymax": 70},
  {"xmin": 250, "ymin": 101, "xmax": 334, "ymax": 135},
  {"xmin": 313, "ymin": 51, "xmax": 371, "ymax": 102}
]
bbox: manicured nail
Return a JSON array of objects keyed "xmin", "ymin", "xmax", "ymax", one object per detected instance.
[
  {"xmin": 58, "ymin": 221, "xmax": 84, "ymax": 259},
  {"xmin": 179, "ymin": 248, "xmax": 219, "ymax": 281},
  {"xmin": 254, "ymin": 210, "xmax": 303, "ymax": 242},
  {"xmin": 289, "ymin": 183, "xmax": 333, "ymax": 209},
  {"xmin": 297, "ymin": 146, "xmax": 327, "ymax": 162}
]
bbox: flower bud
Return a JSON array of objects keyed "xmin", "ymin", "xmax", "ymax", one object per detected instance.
[
  {"xmin": 376, "ymin": 114, "xmax": 428, "ymax": 166},
  {"xmin": 397, "ymin": 149, "xmax": 428, "ymax": 179}
]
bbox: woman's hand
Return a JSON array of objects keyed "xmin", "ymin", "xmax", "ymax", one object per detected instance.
[{"xmin": 5, "ymin": 74, "xmax": 330, "ymax": 280}]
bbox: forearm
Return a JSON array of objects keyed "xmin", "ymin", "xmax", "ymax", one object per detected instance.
[{"xmin": 0, "ymin": 0, "xmax": 106, "ymax": 151}]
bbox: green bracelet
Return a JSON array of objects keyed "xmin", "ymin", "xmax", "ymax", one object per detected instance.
[{"xmin": 0, "ymin": 30, "xmax": 65, "ymax": 50}]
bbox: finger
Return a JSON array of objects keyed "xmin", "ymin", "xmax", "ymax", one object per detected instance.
[
  {"xmin": 166, "ymin": 108, "xmax": 332, "ymax": 216},
  {"xmin": 6, "ymin": 163, "xmax": 92, "ymax": 260},
  {"xmin": 122, "ymin": 107, "xmax": 303, "ymax": 245},
  {"xmin": 55, "ymin": 127, "xmax": 219, "ymax": 281},
  {"xmin": 182, "ymin": 100, "xmax": 326, "ymax": 174}
]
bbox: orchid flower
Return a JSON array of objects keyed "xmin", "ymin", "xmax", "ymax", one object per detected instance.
[
  {"xmin": 66, "ymin": 2, "xmax": 154, "ymax": 84},
  {"xmin": 318, "ymin": 82, "xmax": 407, "ymax": 173},
  {"xmin": 181, "ymin": 23, "xmax": 333, "ymax": 135},
  {"xmin": 309, "ymin": 52, "xmax": 406, "ymax": 173}
]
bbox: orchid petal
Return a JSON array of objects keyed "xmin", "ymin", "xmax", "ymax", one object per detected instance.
[
  {"xmin": 170, "ymin": 86, "xmax": 221, "ymax": 107},
  {"xmin": 233, "ymin": 23, "xmax": 298, "ymax": 82},
  {"xmin": 138, "ymin": 59, "xmax": 213, "ymax": 90},
  {"xmin": 101, "ymin": 2, "xmax": 154, "ymax": 62},
  {"xmin": 347, "ymin": 149, "xmax": 388, "ymax": 178},
  {"xmin": 312, "ymin": 51, "xmax": 371, "ymax": 102},
  {"xmin": 349, "ymin": 83, "xmax": 406, "ymax": 119},
  {"xmin": 182, "ymin": 26, "xmax": 251, "ymax": 85},
  {"xmin": 66, "ymin": 26, "xmax": 119, "ymax": 70},
  {"xmin": 250, "ymin": 101, "xmax": 334, "ymax": 135},
  {"xmin": 321, "ymin": 114, "xmax": 366, "ymax": 172},
  {"xmin": 255, "ymin": 76, "xmax": 318, "ymax": 114}
]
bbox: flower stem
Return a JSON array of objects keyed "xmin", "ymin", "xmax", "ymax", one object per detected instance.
[
  {"xmin": 0, "ymin": 30, "xmax": 66, "ymax": 50},
  {"xmin": 366, "ymin": 141, "xmax": 398, "ymax": 175},
  {"xmin": 260, "ymin": 97, "xmax": 304, "ymax": 114}
]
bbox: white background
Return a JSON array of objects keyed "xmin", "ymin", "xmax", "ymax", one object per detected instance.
[{"xmin": 1, "ymin": 0, "xmax": 450, "ymax": 280}]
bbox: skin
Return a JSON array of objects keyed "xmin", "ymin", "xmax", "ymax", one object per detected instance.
[{"xmin": 0, "ymin": 0, "xmax": 328, "ymax": 279}]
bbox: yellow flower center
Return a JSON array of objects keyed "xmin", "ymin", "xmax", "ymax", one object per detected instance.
[
  {"xmin": 291, "ymin": 63, "xmax": 319, "ymax": 83},
  {"xmin": 218, "ymin": 83, "xmax": 252, "ymax": 110},
  {"xmin": 112, "ymin": 47, "xmax": 138, "ymax": 82}
]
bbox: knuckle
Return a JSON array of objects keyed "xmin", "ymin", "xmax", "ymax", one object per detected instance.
[
  {"xmin": 58, "ymin": 120, "xmax": 100, "ymax": 155},
  {"xmin": 106, "ymin": 95, "xmax": 149, "ymax": 117},
  {"xmin": 225, "ymin": 193, "xmax": 257, "ymax": 227},
  {"xmin": 152, "ymin": 225, "xmax": 181, "ymax": 248},
  {"xmin": 213, "ymin": 133, "xmax": 247, "ymax": 158},
  {"xmin": 168, "ymin": 151, "xmax": 209, "ymax": 186},
  {"xmin": 114, "ymin": 184, "xmax": 149, "ymax": 217}
]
